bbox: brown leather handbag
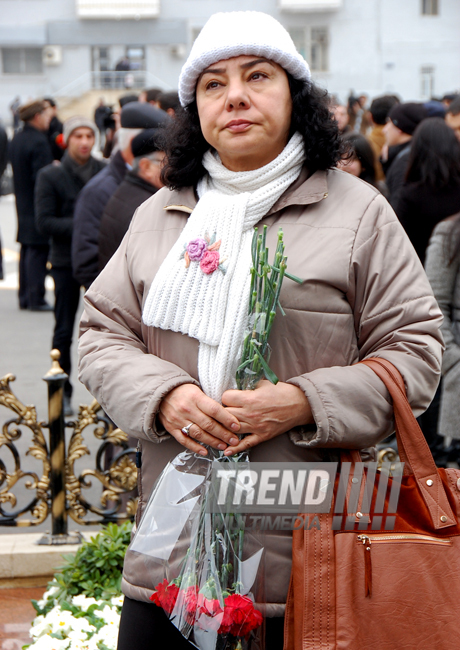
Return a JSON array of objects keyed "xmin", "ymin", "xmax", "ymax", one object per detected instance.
[{"xmin": 284, "ymin": 357, "xmax": 460, "ymax": 650}]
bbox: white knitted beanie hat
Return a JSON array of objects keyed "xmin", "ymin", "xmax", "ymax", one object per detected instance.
[
  {"xmin": 63, "ymin": 116, "xmax": 97, "ymax": 143},
  {"xmin": 178, "ymin": 11, "xmax": 311, "ymax": 107}
]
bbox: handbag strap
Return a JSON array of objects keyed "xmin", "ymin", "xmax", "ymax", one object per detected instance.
[{"xmin": 360, "ymin": 357, "xmax": 456, "ymax": 530}]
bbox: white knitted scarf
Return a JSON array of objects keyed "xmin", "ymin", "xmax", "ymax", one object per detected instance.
[{"xmin": 142, "ymin": 132, "xmax": 305, "ymax": 401}]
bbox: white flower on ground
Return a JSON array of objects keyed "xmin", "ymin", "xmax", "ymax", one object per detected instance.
[
  {"xmin": 92, "ymin": 623, "xmax": 119, "ymax": 650},
  {"xmin": 110, "ymin": 595, "xmax": 124, "ymax": 608},
  {"xmin": 71, "ymin": 595, "xmax": 98, "ymax": 612},
  {"xmin": 29, "ymin": 594, "xmax": 122, "ymax": 650},
  {"xmin": 47, "ymin": 586, "xmax": 60, "ymax": 596},
  {"xmin": 30, "ymin": 614, "xmax": 53, "ymax": 639},
  {"xmin": 47, "ymin": 608, "xmax": 79, "ymax": 635},
  {"xmin": 67, "ymin": 628, "xmax": 93, "ymax": 643},
  {"xmin": 27, "ymin": 635, "xmax": 70, "ymax": 650},
  {"xmin": 93, "ymin": 605, "xmax": 120, "ymax": 627},
  {"xmin": 67, "ymin": 617, "xmax": 96, "ymax": 635},
  {"xmin": 68, "ymin": 637, "xmax": 99, "ymax": 650}
]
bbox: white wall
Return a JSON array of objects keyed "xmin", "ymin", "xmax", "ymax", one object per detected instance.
[
  {"xmin": 0, "ymin": 0, "xmax": 459, "ymax": 124},
  {"xmin": 380, "ymin": 0, "xmax": 460, "ymax": 100}
]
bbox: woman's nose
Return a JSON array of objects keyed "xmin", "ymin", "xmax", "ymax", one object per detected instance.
[{"xmin": 225, "ymin": 80, "xmax": 250, "ymax": 111}]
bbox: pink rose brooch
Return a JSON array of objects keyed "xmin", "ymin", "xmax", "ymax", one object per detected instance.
[{"xmin": 181, "ymin": 233, "xmax": 227, "ymax": 275}]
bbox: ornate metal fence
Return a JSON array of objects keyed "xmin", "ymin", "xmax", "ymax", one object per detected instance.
[
  {"xmin": 0, "ymin": 351, "xmax": 400, "ymax": 545},
  {"xmin": 0, "ymin": 351, "xmax": 137, "ymax": 544}
]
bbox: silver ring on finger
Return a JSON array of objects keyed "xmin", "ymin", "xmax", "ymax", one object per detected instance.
[{"xmin": 181, "ymin": 423, "xmax": 194, "ymax": 436}]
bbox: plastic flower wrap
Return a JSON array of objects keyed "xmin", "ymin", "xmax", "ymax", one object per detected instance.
[
  {"xmin": 129, "ymin": 450, "xmax": 264, "ymax": 650},
  {"xmin": 129, "ymin": 227, "xmax": 300, "ymax": 649}
]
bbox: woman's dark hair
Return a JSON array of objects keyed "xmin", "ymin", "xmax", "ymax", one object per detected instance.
[
  {"xmin": 405, "ymin": 117, "xmax": 460, "ymax": 189},
  {"xmin": 160, "ymin": 75, "xmax": 345, "ymax": 189},
  {"xmin": 341, "ymin": 132, "xmax": 377, "ymax": 186}
]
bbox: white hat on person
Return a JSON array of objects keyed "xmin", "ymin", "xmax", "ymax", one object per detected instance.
[
  {"xmin": 178, "ymin": 11, "xmax": 311, "ymax": 108},
  {"xmin": 63, "ymin": 116, "xmax": 97, "ymax": 144}
]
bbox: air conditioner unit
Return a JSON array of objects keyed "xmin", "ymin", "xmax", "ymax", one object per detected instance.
[{"xmin": 43, "ymin": 45, "xmax": 63, "ymax": 66}]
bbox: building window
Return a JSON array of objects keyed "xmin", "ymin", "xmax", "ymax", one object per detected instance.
[
  {"xmin": 92, "ymin": 46, "xmax": 111, "ymax": 73},
  {"xmin": 288, "ymin": 27, "xmax": 329, "ymax": 72},
  {"xmin": 310, "ymin": 28, "xmax": 328, "ymax": 72},
  {"xmin": 2, "ymin": 48, "xmax": 43, "ymax": 74},
  {"xmin": 421, "ymin": 66, "xmax": 435, "ymax": 99},
  {"xmin": 126, "ymin": 46, "xmax": 145, "ymax": 71},
  {"xmin": 421, "ymin": 0, "xmax": 439, "ymax": 15}
]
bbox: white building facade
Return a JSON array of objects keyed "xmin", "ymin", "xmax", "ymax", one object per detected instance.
[{"xmin": 0, "ymin": 0, "xmax": 459, "ymax": 123}]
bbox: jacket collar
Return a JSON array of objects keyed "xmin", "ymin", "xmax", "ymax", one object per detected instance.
[
  {"xmin": 125, "ymin": 170, "xmax": 158, "ymax": 195},
  {"xmin": 109, "ymin": 150, "xmax": 128, "ymax": 184},
  {"xmin": 163, "ymin": 166, "xmax": 328, "ymax": 215}
]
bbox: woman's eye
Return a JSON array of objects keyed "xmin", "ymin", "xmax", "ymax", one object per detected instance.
[
  {"xmin": 250, "ymin": 72, "xmax": 267, "ymax": 81},
  {"xmin": 206, "ymin": 81, "xmax": 221, "ymax": 90}
]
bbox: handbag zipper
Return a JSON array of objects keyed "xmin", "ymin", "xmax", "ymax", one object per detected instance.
[{"xmin": 357, "ymin": 534, "xmax": 452, "ymax": 597}]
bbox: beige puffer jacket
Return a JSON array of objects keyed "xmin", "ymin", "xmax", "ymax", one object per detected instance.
[{"xmin": 78, "ymin": 167, "xmax": 443, "ymax": 616}]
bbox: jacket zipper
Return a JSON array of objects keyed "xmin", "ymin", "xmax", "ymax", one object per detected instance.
[
  {"xmin": 135, "ymin": 440, "xmax": 143, "ymax": 527},
  {"xmin": 357, "ymin": 533, "xmax": 452, "ymax": 597}
]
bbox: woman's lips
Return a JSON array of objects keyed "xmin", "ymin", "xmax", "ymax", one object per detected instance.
[{"xmin": 225, "ymin": 120, "xmax": 253, "ymax": 133}]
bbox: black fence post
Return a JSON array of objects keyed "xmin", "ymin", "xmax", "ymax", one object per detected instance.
[{"xmin": 38, "ymin": 350, "xmax": 82, "ymax": 545}]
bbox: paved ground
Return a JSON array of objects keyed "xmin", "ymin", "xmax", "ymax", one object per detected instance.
[
  {"xmin": 0, "ymin": 194, "xmax": 105, "ymax": 535},
  {"xmin": 0, "ymin": 586, "xmax": 45, "ymax": 649}
]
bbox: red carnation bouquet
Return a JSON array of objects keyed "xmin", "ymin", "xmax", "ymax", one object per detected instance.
[
  {"xmin": 130, "ymin": 228, "xmax": 298, "ymax": 649},
  {"xmin": 129, "ymin": 447, "xmax": 265, "ymax": 650}
]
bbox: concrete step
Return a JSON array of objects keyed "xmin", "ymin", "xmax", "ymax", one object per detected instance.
[{"xmin": 0, "ymin": 532, "xmax": 94, "ymax": 585}]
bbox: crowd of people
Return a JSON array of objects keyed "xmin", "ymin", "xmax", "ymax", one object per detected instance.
[
  {"xmin": 0, "ymin": 74, "xmax": 459, "ymax": 452},
  {"xmin": 0, "ymin": 89, "xmax": 174, "ymax": 414},
  {"xmin": 332, "ymin": 90, "xmax": 460, "ymax": 464}
]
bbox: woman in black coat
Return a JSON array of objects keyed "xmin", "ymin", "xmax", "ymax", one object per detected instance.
[{"xmin": 395, "ymin": 117, "xmax": 460, "ymax": 265}]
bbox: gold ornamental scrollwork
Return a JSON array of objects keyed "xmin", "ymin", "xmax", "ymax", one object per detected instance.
[
  {"xmin": 0, "ymin": 374, "xmax": 50, "ymax": 525},
  {"xmin": 66, "ymin": 399, "xmax": 137, "ymax": 525},
  {"xmin": 377, "ymin": 447, "xmax": 400, "ymax": 475}
]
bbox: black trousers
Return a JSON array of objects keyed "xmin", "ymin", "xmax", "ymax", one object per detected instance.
[
  {"xmin": 51, "ymin": 266, "xmax": 81, "ymax": 397},
  {"xmin": 18, "ymin": 243, "xmax": 49, "ymax": 308},
  {"xmin": 117, "ymin": 597, "xmax": 285, "ymax": 650}
]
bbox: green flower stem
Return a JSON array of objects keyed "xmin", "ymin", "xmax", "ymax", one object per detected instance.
[{"xmin": 236, "ymin": 228, "xmax": 299, "ymax": 390}]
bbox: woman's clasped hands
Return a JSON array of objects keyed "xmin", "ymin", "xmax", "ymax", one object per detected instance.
[{"xmin": 158, "ymin": 380, "xmax": 313, "ymax": 456}]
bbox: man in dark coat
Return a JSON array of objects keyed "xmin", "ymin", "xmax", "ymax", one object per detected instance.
[
  {"xmin": 35, "ymin": 116, "xmax": 105, "ymax": 414},
  {"xmin": 98, "ymin": 129, "xmax": 165, "ymax": 271},
  {"xmin": 71, "ymin": 102, "xmax": 169, "ymax": 289},
  {"xmin": 9, "ymin": 100, "xmax": 53, "ymax": 310},
  {"xmin": 381, "ymin": 102, "xmax": 427, "ymax": 209}
]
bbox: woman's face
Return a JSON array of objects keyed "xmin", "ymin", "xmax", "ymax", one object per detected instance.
[
  {"xmin": 196, "ymin": 55, "xmax": 292, "ymax": 172},
  {"xmin": 337, "ymin": 155, "xmax": 362, "ymax": 177}
]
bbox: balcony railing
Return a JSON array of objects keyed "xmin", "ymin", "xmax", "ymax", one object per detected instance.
[
  {"xmin": 53, "ymin": 71, "xmax": 171, "ymax": 103},
  {"xmin": 76, "ymin": 0, "xmax": 160, "ymax": 19}
]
